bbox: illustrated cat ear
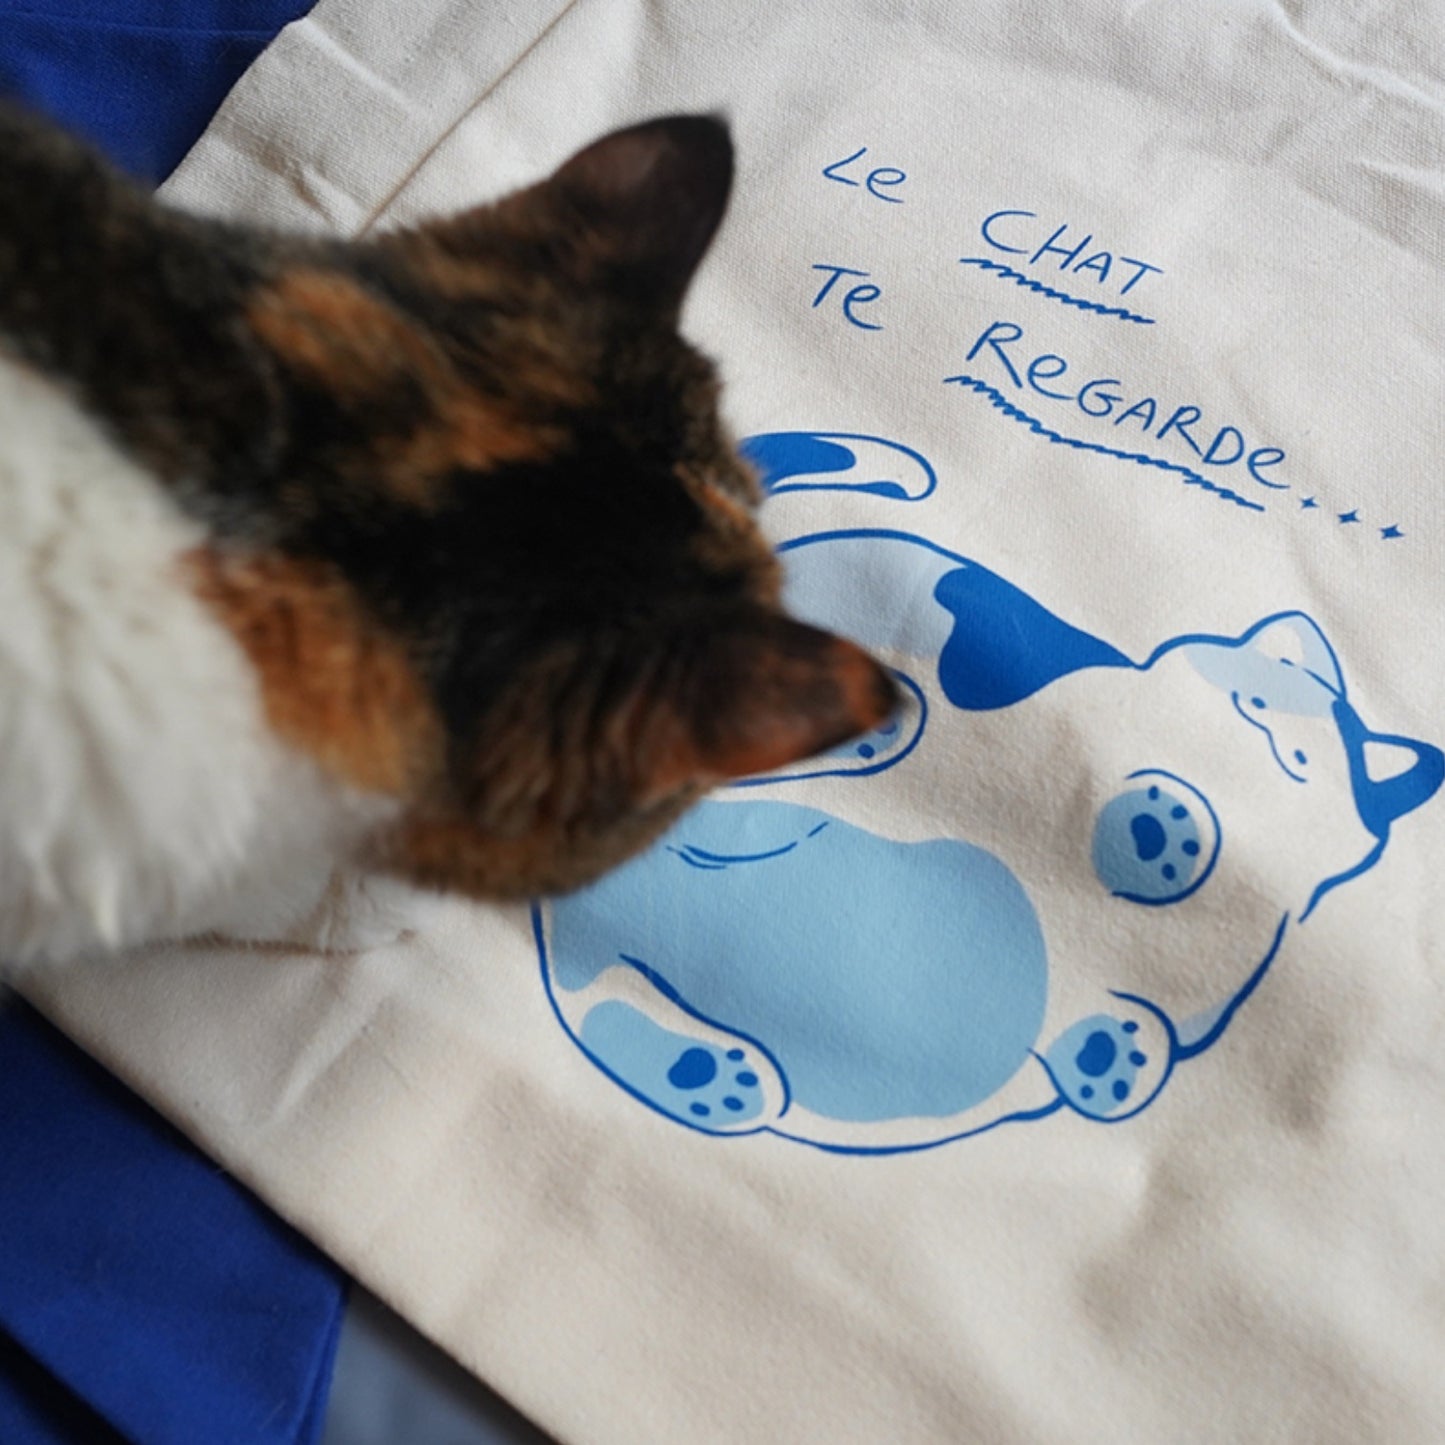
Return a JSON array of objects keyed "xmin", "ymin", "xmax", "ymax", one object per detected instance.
[
  {"xmin": 1241, "ymin": 613, "xmax": 1344, "ymax": 694},
  {"xmin": 540, "ymin": 114, "xmax": 734, "ymax": 311},
  {"xmin": 1334, "ymin": 700, "xmax": 1444, "ymax": 839},
  {"xmin": 640, "ymin": 612, "xmax": 899, "ymax": 797}
]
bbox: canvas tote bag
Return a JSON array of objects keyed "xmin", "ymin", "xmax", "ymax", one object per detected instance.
[{"xmin": 23, "ymin": 3, "xmax": 1445, "ymax": 1440}]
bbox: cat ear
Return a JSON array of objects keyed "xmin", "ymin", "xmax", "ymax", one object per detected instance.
[
  {"xmin": 640, "ymin": 612, "xmax": 898, "ymax": 797},
  {"xmin": 1240, "ymin": 612, "xmax": 1344, "ymax": 694},
  {"xmin": 1334, "ymin": 700, "xmax": 1444, "ymax": 839},
  {"xmin": 540, "ymin": 114, "xmax": 734, "ymax": 311}
]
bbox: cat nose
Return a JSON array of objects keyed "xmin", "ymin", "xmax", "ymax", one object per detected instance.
[{"xmin": 831, "ymin": 637, "xmax": 901, "ymax": 741}]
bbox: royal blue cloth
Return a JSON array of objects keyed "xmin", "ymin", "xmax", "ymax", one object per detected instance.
[
  {"xmin": 0, "ymin": 7, "xmax": 344, "ymax": 1440},
  {"xmin": 0, "ymin": 0, "xmax": 313, "ymax": 183},
  {"xmin": 0, "ymin": 1002, "xmax": 345, "ymax": 1445}
]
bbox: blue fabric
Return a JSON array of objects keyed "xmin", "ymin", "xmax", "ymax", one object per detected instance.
[
  {"xmin": 0, "ymin": 1002, "xmax": 346, "ymax": 1445},
  {"xmin": 0, "ymin": 12, "xmax": 344, "ymax": 1443},
  {"xmin": 0, "ymin": 0, "xmax": 314, "ymax": 183},
  {"xmin": 0, "ymin": 1324, "xmax": 128, "ymax": 1445}
]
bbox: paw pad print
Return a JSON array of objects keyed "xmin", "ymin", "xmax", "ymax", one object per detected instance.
[
  {"xmin": 578, "ymin": 1000, "xmax": 784, "ymax": 1132},
  {"xmin": 1042, "ymin": 1003, "xmax": 1173, "ymax": 1119},
  {"xmin": 1093, "ymin": 771, "xmax": 1219, "ymax": 904},
  {"xmin": 666, "ymin": 1044, "xmax": 766, "ymax": 1121}
]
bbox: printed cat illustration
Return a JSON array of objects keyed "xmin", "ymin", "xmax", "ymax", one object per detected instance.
[{"xmin": 536, "ymin": 435, "xmax": 1441, "ymax": 1152}]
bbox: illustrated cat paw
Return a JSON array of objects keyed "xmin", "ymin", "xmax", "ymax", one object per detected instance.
[
  {"xmin": 578, "ymin": 999, "xmax": 786, "ymax": 1132},
  {"xmin": 1040, "ymin": 997, "xmax": 1174, "ymax": 1119},
  {"xmin": 1092, "ymin": 772, "xmax": 1219, "ymax": 905}
]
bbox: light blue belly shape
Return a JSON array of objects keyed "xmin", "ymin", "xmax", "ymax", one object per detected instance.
[{"xmin": 547, "ymin": 800, "xmax": 1048, "ymax": 1123}]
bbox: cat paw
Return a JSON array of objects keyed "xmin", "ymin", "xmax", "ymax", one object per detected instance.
[
  {"xmin": 1039, "ymin": 996, "xmax": 1175, "ymax": 1120},
  {"xmin": 578, "ymin": 999, "xmax": 786, "ymax": 1132}
]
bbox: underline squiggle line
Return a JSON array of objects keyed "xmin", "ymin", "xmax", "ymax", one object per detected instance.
[
  {"xmin": 958, "ymin": 257, "xmax": 1156, "ymax": 324},
  {"xmin": 942, "ymin": 374, "xmax": 1267, "ymax": 514}
]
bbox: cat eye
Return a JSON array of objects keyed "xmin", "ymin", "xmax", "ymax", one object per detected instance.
[{"xmin": 1091, "ymin": 769, "xmax": 1220, "ymax": 906}]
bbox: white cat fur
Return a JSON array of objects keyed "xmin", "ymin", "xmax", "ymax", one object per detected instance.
[{"xmin": 0, "ymin": 354, "xmax": 410, "ymax": 967}]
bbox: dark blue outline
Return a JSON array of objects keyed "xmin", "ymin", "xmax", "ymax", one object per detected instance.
[
  {"xmin": 941, "ymin": 374, "xmax": 1267, "ymax": 513},
  {"xmin": 1153, "ymin": 611, "xmax": 1345, "ymax": 693},
  {"xmin": 776, "ymin": 538, "xmax": 1428, "ymax": 918},
  {"xmin": 536, "ymin": 887, "xmax": 1070, "ymax": 1157},
  {"xmin": 1174, "ymin": 914, "xmax": 1290, "ymax": 1058},
  {"xmin": 771, "ymin": 1096, "xmax": 1066, "ymax": 1156},
  {"xmin": 1103, "ymin": 768, "xmax": 1222, "ymax": 907},
  {"xmin": 1300, "ymin": 842, "xmax": 1383, "ymax": 924},
  {"xmin": 669, "ymin": 841, "xmax": 799, "ymax": 867},
  {"xmin": 1143, "ymin": 611, "xmax": 1343, "ymax": 679},
  {"xmin": 778, "ymin": 541, "xmax": 1355, "ymax": 706},
  {"xmin": 533, "ymin": 905, "xmax": 793, "ymax": 1139},
  {"xmin": 1332, "ymin": 697, "xmax": 1444, "ymax": 842},
  {"xmin": 1034, "ymin": 992, "xmax": 1180, "ymax": 1121},
  {"xmin": 779, "ymin": 538, "xmax": 1334, "ymax": 679},
  {"xmin": 530, "ymin": 525, "xmax": 1437, "ymax": 1155},
  {"xmin": 959, "ymin": 256, "xmax": 1157, "ymax": 324},
  {"xmin": 1232, "ymin": 692, "xmax": 1308, "ymax": 782}
]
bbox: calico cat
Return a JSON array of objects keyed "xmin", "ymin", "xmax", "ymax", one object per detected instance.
[{"xmin": 0, "ymin": 105, "xmax": 896, "ymax": 967}]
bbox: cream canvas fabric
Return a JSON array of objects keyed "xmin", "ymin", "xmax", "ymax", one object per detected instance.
[{"xmin": 22, "ymin": 3, "xmax": 1445, "ymax": 1441}]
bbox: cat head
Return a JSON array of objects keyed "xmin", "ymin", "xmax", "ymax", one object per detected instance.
[{"xmin": 168, "ymin": 118, "xmax": 897, "ymax": 894}]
